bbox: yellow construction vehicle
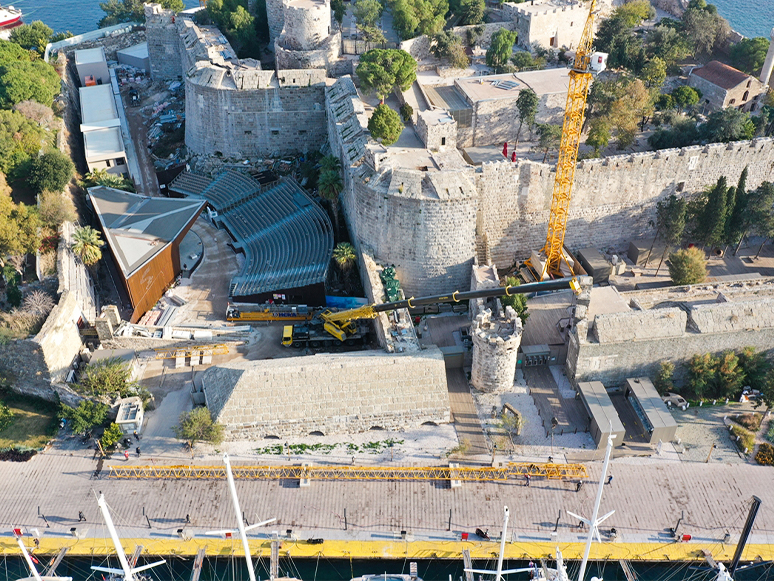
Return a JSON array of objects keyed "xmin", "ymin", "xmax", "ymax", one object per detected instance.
[
  {"xmin": 526, "ymin": 0, "xmax": 607, "ymax": 280},
  {"xmin": 281, "ymin": 277, "xmax": 583, "ymax": 346},
  {"xmin": 226, "ymin": 303, "xmax": 314, "ymax": 322}
]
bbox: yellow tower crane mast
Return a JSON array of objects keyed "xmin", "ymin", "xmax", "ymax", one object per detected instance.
[{"xmin": 529, "ymin": 0, "xmax": 607, "ymax": 280}]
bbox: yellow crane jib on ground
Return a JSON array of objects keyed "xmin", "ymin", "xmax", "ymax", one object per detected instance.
[
  {"xmin": 527, "ymin": 0, "xmax": 608, "ymax": 280},
  {"xmin": 108, "ymin": 462, "xmax": 588, "ymax": 481},
  {"xmin": 153, "ymin": 344, "xmax": 230, "ymax": 359}
]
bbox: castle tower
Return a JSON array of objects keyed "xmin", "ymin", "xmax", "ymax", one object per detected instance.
[
  {"xmin": 144, "ymin": 3, "xmax": 182, "ymax": 81},
  {"xmin": 275, "ymin": 0, "xmax": 341, "ymax": 73},
  {"xmin": 760, "ymin": 28, "xmax": 774, "ymax": 87},
  {"xmin": 470, "ymin": 306, "xmax": 523, "ymax": 392},
  {"xmin": 266, "ymin": 0, "xmax": 286, "ymax": 46}
]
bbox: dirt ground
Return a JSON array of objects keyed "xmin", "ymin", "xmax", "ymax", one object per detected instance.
[{"xmin": 119, "ymin": 82, "xmax": 163, "ymax": 197}]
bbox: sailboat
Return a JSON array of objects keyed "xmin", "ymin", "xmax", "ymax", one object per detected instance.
[
  {"xmin": 90, "ymin": 493, "xmax": 167, "ymax": 581},
  {"xmin": 13, "ymin": 529, "xmax": 72, "ymax": 581}
]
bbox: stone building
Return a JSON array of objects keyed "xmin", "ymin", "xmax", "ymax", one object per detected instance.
[
  {"xmin": 688, "ymin": 60, "xmax": 767, "ymax": 112},
  {"xmin": 144, "ymin": 4, "xmax": 182, "ymax": 81},
  {"xmin": 566, "ymin": 280, "xmax": 774, "ymax": 386},
  {"xmin": 275, "ymin": 0, "xmax": 343, "ymax": 75},
  {"xmin": 424, "ymin": 68, "xmax": 570, "ymax": 147},
  {"xmin": 501, "ymin": 0, "xmax": 590, "ymax": 51},
  {"xmin": 201, "ymin": 348, "xmax": 451, "ymax": 438}
]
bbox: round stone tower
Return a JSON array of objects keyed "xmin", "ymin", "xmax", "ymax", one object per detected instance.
[
  {"xmin": 275, "ymin": 0, "xmax": 341, "ymax": 72},
  {"xmin": 470, "ymin": 306, "xmax": 523, "ymax": 392},
  {"xmin": 266, "ymin": 0, "xmax": 286, "ymax": 47},
  {"xmin": 760, "ymin": 28, "xmax": 774, "ymax": 87}
]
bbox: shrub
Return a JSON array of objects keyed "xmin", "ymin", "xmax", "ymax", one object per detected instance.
[
  {"xmin": 687, "ymin": 352, "xmax": 717, "ymax": 399},
  {"xmin": 173, "ymin": 406, "xmax": 224, "ymax": 448},
  {"xmin": 755, "ymin": 442, "xmax": 774, "ymax": 466},
  {"xmin": 716, "ymin": 350, "xmax": 745, "ymax": 398},
  {"xmin": 38, "ymin": 190, "xmax": 76, "ymax": 228},
  {"xmin": 767, "ymin": 422, "xmax": 774, "ymax": 444},
  {"xmin": 78, "ymin": 357, "xmax": 138, "ymax": 398},
  {"xmin": 731, "ymin": 413, "xmax": 762, "ymax": 432},
  {"xmin": 501, "ymin": 276, "xmax": 529, "ymax": 324},
  {"xmin": 6, "ymin": 283, "xmax": 22, "ymax": 308},
  {"xmin": 0, "ymin": 401, "xmax": 14, "ymax": 431},
  {"xmin": 729, "ymin": 424, "xmax": 755, "ymax": 454},
  {"xmin": 654, "ymin": 361, "xmax": 675, "ymax": 395},
  {"xmin": 0, "ymin": 60, "xmax": 61, "ymax": 109},
  {"xmin": 28, "ymin": 150, "xmax": 74, "ymax": 194},
  {"xmin": 100, "ymin": 422, "xmax": 123, "ymax": 450},
  {"xmin": 61, "ymin": 400, "xmax": 108, "ymax": 435},
  {"xmin": 668, "ymin": 247, "xmax": 707, "ymax": 286},
  {"xmin": 399, "ymin": 102, "xmax": 414, "ymax": 123},
  {"xmin": 368, "ymin": 104, "xmax": 404, "ymax": 145}
]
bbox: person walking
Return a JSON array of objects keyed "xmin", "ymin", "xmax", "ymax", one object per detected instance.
[
  {"xmin": 136, "ymin": 447, "xmax": 141, "ymax": 457},
  {"xmin": 133, "ymin": 430, "xmax": 140, "ymax": 441},
  {"xmin": 78, "ymin": 511, "xmax": 86, "ymax": 522},
  {"xmin": 525, "ymin": 474, "xmax": 530, "ymax": 487},
  {"xmin": 606, "ymin": 474, "xmax": 613, "ymax": 485},
  {"xmin": 576, "ymin": 480, "xmax": 583, "ymax": 492},
  {"xmin": 124, "ymin": 450, "xmax": 129, "ymax": 460}
]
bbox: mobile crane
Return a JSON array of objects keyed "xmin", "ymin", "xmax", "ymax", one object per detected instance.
[
  {"xmin": 526, "ymin": 0, "xmax": 608, "ymax": 280},
  {"xmin": 283, "ymin": 276, "xmax": 585, "ymax": 346}
]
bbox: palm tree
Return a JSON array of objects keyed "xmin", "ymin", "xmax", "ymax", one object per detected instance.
[
  {"xmin": 332, "ymin": 242, "xmax": 357, "ymax": 271},
  {"xmin": 71, "ymin": 226, "xmax": 103, "ymax": 266},
  {"xmin": 318, "ymin": 169, "xmax": 344, "ymax": 236},
  {"xmin": 319, "ymin": 155, "xmax": 341, "ymax": 174}
]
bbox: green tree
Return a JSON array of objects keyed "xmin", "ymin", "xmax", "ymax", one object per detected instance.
[
  {"xmin": 653, "ymin": 193, "xmax": 687, "ymax": 275},
  {"xmin": 499, "ymin": 411, "xmax": 523, "ymax": 445},
  {"xmin": 331, "ymin": 0, "xmax": 346, "ymax": 26},
  {"xmin": 536, "ymin": 123, "xmax": 562, "ymax": 162},
  {"xmin": 750, "ymin": 182, "xmax": 774, "ymax": 258},
  {"xmin": 71, "ymin": 225, "xmax": 103, "ymax": 267},
  {"xmin": 356, "ymin": 49, "xmax": 417, "ymax": 100},
  {"xmin": 332, "ymin": 242, "xmax": 357, "ymax": 271},
  {"xmin": 99, "ymin": 0, "xmax": 184, "ymax": 27},
  {"xmin": 654, "ymin": 360, "xmax": 675, "ymax": 395},
  {"xmin": 367, "ymin": 104, "xmax": 404, "ymax": 145},
  {"xmin": 0, "ymin": 110, "xmax": 47, "ymax": 176},
  {"xmin": 730, "ymin": 37, "xmax": 770, "ymax": 75},
  {"xmin": 760, "ymin": 368, "xmax": 774, "ymax": 410},
  {"xmin": 28, "ymin": 150, "xmax": 74, "ymax": 194},
  {"xmin": 608, "ymin": 78, "xmax": 652, "ymax": 148},
  {"xmin": 0, "ymin": 196, "xmax": 41, "ymax": 262},
  {"xmin": 694, "ymin": 176, "xmax": 728, "ymax": 248},
  {"xmin": 671, "ymin": 86, "xmax": 700, "ymax": 112},
  {"xmin": 727, "ymin": 168, "xmax": 748, "ymax": 253},
  {"xmin": 9, "ymin": 22, "xmax": 53, "ymax": 55},
  {"xmin": 38, "ymin": 190, "xmax": 76, "ymax": 228},
  {"xmin": 100, "ymin": 422, "xmax": 123, "ymax": 450},
  {"xmin": 500, "ymin": 276, "xmax": 528, "ymax": 324},
  {"xmin": 390, "ymin": 0, "xmax": 448, "ymax": 39},
  {"xmin": 0, "ymin": 60, "xmax": 61, "ymax": 109},
  {"xmin": 641, "ymin": 57, "xmax": 667, "ymax": 88},
  {"xmin": 431, "ymin": 31, "xmax": 469, "ymax": 69},
  {"xmin": 738, "ymin": 347, "xmax": 769, "ymax": 394},
  {"xmin": 456, "ymin": 0, "xmax": 485, "ymax": 25},
  {"xmin": 701, "ymin": 108, "xmax": 755, "ymax": 143},
  {"xmin": 510, "ymin": 51, "xmax": 539, "ymax": 71},
  {"xmin": 647, "ymin": 117, "xmax": 700, "ymax": 149},
  {"xmin": 717, "ymin": 350, "xmax": 745, "ymax": 398},
  {"xmin": 319, "ymin": 155, "xmax": 341, "ymax": 174},
  {"xmin": 0, "ymin": 39, "xmax": 32, "ymax": 64},
  {"xmin": 586, "ymin": 118, "xmax": 610, "ymax": 156},
  {"xmin": 668, "ymin": 246, "xmax": 707, "ymax": 286},
  {"xmin": 360, "ymin": 25, "xmax": 387, "ymax": 43},
  {"xmin": 203, "ymin": 0, "xmax": 259, "ymax": 58},
  {"xmin": 687, "ymin": 352, "xmax": 717, "ymax": 399},
  {"xmin": 595, "ymin": 16, "xmax": 645, "ymax": 72},
  {"xmin": 173, "ymin": 407, "xmax": 224, "ymax": 449},
  {"xmin": 645, "ymin": 25, "xmax": 691, "ymax": 67},
  {"xmin": 486, "ymin": 28, "xmax": 517, "ymax": 72},
  {"xmin": 82, "ymin": 169, "xmax": 135, "ymax": 192},
  {"xmin": 682, "ymin": 2, "xmax": 730, "ymax": 56},
  {"xmin": 61, "ymin": 400, "xmax": 109, "ymax": 435},
  {"xmin": 6, "ymin": 282, "xmax": 21, "ymax": 307},
  {"xmin": 79, "ymin": 357, "xmax": 137, "ymax": 398},
  {"xmin": 613, "ymin": 0, "xmax": 654, "ymax": 27},
  {"xmin": 318, "ymin": 169, "xmax": 343, "ymax": 233},
  {"xmin": 515, "ymin": 88, "xmax": 538, "ymax": 144},
  {"xmin": 391, "ymin": 0, "xmax": 420, "ymax": 40},
  {"xmin": 400, "ymin": 102, "xmax": 414, "ymax": 123},
  {"xmin": 0, "ymin": 402, "xmax": 13, "ymax": 431},
  {"xmin": 353, "ymin": 0, "xmax": 382, "ymax": 28}
]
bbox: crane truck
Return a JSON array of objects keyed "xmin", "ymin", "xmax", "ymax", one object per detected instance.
[{"xmin": 282, "ymin": 276, "xmax": 585, "ymax": 346}]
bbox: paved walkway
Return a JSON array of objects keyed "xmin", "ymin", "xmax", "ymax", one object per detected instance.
[
  {"xmin": 2, "ymin": 445, "xmax": 774, "ymax": 557},
  {"xmin": 446, "ymin": 368, "xmax": 490, "ymax": 457},
  {"xmin": 524, "ymin": 367, "xmax": 588, "ymax": 435}
]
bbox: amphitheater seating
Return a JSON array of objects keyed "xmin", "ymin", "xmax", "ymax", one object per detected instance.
[{"xmin": 170, "ymin": 170, "xmax": 332, "ymax": 300}]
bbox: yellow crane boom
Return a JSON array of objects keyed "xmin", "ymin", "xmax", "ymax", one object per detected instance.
[{"xmin": 533, "ymin": 0, "xmax": 606, "ymax": 279}]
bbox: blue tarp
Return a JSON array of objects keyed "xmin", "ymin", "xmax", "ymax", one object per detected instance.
[{"xmin": 326, "ymin": 295, "xmax": 369, "ymax": 309}]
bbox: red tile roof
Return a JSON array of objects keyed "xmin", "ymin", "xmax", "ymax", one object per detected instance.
[{"xmin": 691, "ymin": 60, "xmax": 750, "ymax": 90}]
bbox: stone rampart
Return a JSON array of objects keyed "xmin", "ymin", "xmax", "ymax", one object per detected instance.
[
  {"xmin": 593, "ymin": 308, "xmax": 687, "ymax": 343},
  {"xmin": 202, "ymin": 348, "xmax": 451, "ymax": 438},
  {"xmin": 400, "ymin": 22, "xmax": 517, "ymax": 61},
  {"xmin": 478, "ymin": 138, "xmax": 774, "ymax": 267},
  {"xmin": 566, "ymin": 279, "xmax": 774, "ymax": 386}
]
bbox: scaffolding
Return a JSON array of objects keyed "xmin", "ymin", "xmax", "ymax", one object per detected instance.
[{"xmin": 107, "ymin": 462, "xmax": 587, "ymax": 482}]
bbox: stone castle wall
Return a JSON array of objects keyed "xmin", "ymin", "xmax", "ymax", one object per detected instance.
[
  {"xmin": 566, "ymin": 279, "xmax": 774, "ymax": 386},
  {"xmin": 478, "ymin": 138, "xmax": 774, "ymax": 268},
  {"xmin": 145, "ymin": 4, "xmax": 182, "ymax": 80},
  {"xmin": 202, "ymin": 348, "xmax": 451, "ymax": 438},
  {"xmin": 502, "ymin": 0, "xmax": 589, "ymax": 50},
  {"xmin": 185, "ymin": 68, "xmax": 328, "ymax": 157}
]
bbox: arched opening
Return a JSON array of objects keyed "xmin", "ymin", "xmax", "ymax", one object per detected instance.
[
  {"xmin": 265, "ymin": 434, "xmax": 281, "ymax": 440},
  {"xmin": 369, "ymin": 426, "xmax": 385, "ymax": 431},
  {"xmin": 309, "ymin": 431, "xmax": 325, "ymax": 436},
  {"xmin": 422, "ymin": 421, "xmax": 438, "ymax": 426}
]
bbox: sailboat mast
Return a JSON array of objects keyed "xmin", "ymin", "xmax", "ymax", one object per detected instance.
[
  {"xmin": 97, "ymin": 493, "xmax": 136, "ymax": 581},
  {"xmin": 15, "ymin": 535, "xmax": 43, "ymax": 581},
  {"xmin": 224, "ymin": 454, "xmax": 257, "ymax": 581},
  {"xmin": 495, "ymin": 507, "xmax": 510, "ymax": 581},
  {"xmin": 577, "ymin": 434, "xmax": 613, "ymax": 581}
]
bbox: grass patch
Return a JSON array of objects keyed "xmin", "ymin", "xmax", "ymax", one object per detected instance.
[
  {"xmin": 729, "ymin": 424, "xmax": 755, "ymax": 455},
  {"xmin": 731, "ymin": 413, "xmax": 763, "ymax": 432},
  {"xmin": 767, "ymin": 423, "xmax": 774, "ymax": 444},
  {"xmin": 254, "ymin": 439, "xmax": 405, "ymax": 456},
  {"xmin": 0, "ymin": 390, "xmax": 59, "ymax": 450}
]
